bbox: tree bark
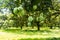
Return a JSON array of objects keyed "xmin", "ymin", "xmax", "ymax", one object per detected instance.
[
  {"xmin": 50, "ymin": 26, "xmax": 53, "ymax": 29},
  {"xmin": 36, "ymin": 21, "xmax": 40, "ymax": 30},
  {"xmin": 37, "ymin": 26, "xmax": 40, "ymax": 30},
  {"xmin": 21, "ymin": 26, "xmax": 22, "ymax": 29}
]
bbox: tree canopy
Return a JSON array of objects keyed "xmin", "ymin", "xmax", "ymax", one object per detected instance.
[{"xmin": 0, "ymin": 0, "xmax": 60, "ymax": 30}]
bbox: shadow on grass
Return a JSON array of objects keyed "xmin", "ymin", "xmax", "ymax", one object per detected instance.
[
  {"xmin": 19, "ymin": 37, "xmax": 60, "ymax": 40},
  {"xmin": 22, "ymin": 30, "xmax": 51, "ymax": 32},
  {"xmin": 3, "ymin": 29, "xmax": 51, "ymax": 32},
  {"xmin": 3, "ymin": 29, "xmax": 52, "ymax": 35}
]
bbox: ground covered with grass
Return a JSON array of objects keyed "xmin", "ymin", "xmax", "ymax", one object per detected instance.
[{"xmin": 0, "ymin": 27, "xmax": 60, "ymax": 40}]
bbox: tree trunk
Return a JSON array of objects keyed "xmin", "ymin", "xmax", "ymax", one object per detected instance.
[
  {"xmin": 50, "ymin": 26, "xmax": 53, "ymax": 29},
  {"xmin": 37, "ymin": 26, "xmax": 40, "ymax": 30},
  {"xmin": 36, "ymin": 21, "xmax": 40, "ymax": 30},
  {"xmin": 21, "ymin": 26, "xmax": 22, "ymax": 29}
]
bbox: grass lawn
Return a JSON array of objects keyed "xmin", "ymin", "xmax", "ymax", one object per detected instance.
[{"xmin": 0, "ymin": 27, "xmax": 60, "ymax": 40}]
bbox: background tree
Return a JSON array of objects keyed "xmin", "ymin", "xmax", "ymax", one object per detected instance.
[{"xmin": 0, "ymin": 0, "xmax": 60, "ymax": 30}]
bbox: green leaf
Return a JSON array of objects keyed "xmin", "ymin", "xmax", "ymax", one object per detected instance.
[
  {"xmin": 40, "ymin": 13, "xmax": 45, "ymax": 22},
  {"xmin": 28, "ymin": 16, "xmax": 33, "ymax": 22},
  {"xmin": 13, "ymin": 7, "xmax": 18, "ymax": 14},
  {"xmin": 18, "ymin": 6, "xmax": 25, "ymax": 16},
  {"xmin": 33, "ymin": 5, "xmax": 37, "ymax": 10},
  {"xmin": 27, "ymin": 22, "xmax": 31, "ymax": 26}
]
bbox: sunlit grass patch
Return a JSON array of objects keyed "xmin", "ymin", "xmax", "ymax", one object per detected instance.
[
  {"xmin": 2, "ymin": 27, "xmax": 60, "ymax": 35},
  {"xmin": 0, "ymin": 28, "xmax": 60, "ymax": 40},
  {"xmin": 19, "ymin": 38, "xmax": 60, "ymax": 40}
]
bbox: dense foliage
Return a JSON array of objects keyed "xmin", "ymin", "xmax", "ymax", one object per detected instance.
[{"xmin": 0, "ymin": 0, "xmax": 60, "ymax": 30}]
